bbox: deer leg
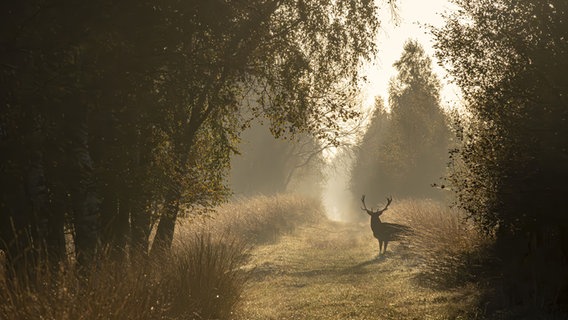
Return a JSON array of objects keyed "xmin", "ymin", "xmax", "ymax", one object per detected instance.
[
  {"xmin": 378, "ymin": 239, "xmax": 383, "ymax": 255},
  {"xmin": 384, "ymin": 241, "xmax": 389, "ymax": 253}
]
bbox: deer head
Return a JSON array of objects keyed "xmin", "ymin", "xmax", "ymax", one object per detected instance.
[{"xmin": 361, "ymin": 195, "xmax": 392, "ymax": 216}]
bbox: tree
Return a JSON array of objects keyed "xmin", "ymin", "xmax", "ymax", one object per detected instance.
[
  {"xmin": 433, "ymin": 0, "xmax": 568, "ymax": 311},
  {"xmin": 0, "ymin": 0, "xmax": 388, "ymax": 279},
  {"xmin": 351, "ymin": 40, "xmax": 450, "ymax": 200},
  {"xmin": 147, "ymin": 0, "xmax": 383, "ymax": 254},
  {"xmin": 350, "ymin": 98, "xmax": 394, "ymax": 197}
]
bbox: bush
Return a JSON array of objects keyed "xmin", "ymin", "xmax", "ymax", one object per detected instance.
[
  {"xmin": 388, "ymin": 199, "xmax": 490, "ymax": 288},
  {"xmin": 164, "ymin": 233, "xmax": 248, "ymax": 319},
  {"xmin": 0, "ymin": 258, "xmax": 162, "ymax": 320}
]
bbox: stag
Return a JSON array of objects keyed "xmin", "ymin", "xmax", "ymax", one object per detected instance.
[{"xmin": 361, "ymin": 195, "xmax": 410, "ymax": 256}]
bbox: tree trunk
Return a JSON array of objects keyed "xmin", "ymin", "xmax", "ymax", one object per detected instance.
[
  {"xmin": 149, "ymin": 191, "xmax": 179, "ymax": 257},
  {"xmin": 100, "ymin": 189, "xmax": 129, "ymax": 261},
  {"xmin": 100, "ymin": 190, "xmax": 117, "ymax": 255},
  {"xmin": 45, "ymin": 190, "xmax": 66, "ymax": 268},
  {"xmin": 130, "ymin": 198, "xmax": 150, "ymax": 258},
  {"xmin": 130, "ymin": 131, "xmax": 152, "ymax": 258},
  {"xmin": 1, "ymin": 180, "xmax": 36, "ymax": 285},
  {"xmin": 67, "ymin": 105, "xmax": 100, "ymax": 268},
  {"xmin": 0, "ymin": 139, "xmax": 51, "ymax": 285}
]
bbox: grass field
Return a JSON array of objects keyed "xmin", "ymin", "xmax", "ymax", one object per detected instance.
[
  {"xmin": 234, "ymin": 198, "xmax": 487, "ymax": 319},
  {"xmin": 0, "ymin": 195, "xmax": 488, "ymax": 319},
  {"xmin": 0, "ymin": 194, "xmax": 324, "ymax": 320}
]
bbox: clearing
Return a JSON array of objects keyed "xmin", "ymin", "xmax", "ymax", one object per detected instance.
[{"xmin": 235, "ymin": 218, "xmax": 480, "ymax": 320}]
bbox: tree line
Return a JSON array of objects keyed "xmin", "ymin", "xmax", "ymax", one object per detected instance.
[
  {"xmin": 353, "ymin": 0, "xmax": 567, "ymax": 313},
  {"xmin": 350, "ymin": 40, "xmax": 451, "ymax": 201},
  {"xmin": 434, "ymin": 0, "xmax": 568, "ymax": 312},
  {"xmin": 0, "ymin": 0, "xmax": 382, "ymax": 281},
  {"xmin": 2, "ymin": 0, "xmax": 567, "ymax": 314}
]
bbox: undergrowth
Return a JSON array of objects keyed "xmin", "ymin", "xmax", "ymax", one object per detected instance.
[
  {"xmin": 388, "ymin": 199, "xmax": 491, "ymax": 289},
  {"xmin": 176, "ymin": 194, "xmax": 324, "ymax": 245},
  {"xmin": 0, "ymin": 194, "xmax": 322, "ymax": 319}
]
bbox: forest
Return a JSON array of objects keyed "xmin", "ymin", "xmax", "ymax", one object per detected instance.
[{"xmin": 1, "ymin": 0, "xmax": 567, "ymax": 319}]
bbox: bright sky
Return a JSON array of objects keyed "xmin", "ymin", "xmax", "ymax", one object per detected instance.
[{"xmin": 361, "ymin": 0, "xmax": 461, "ymax": 112}]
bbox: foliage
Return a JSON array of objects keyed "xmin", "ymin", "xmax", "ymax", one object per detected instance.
[
  {"xmin": 392, "ymin": 199, "xmax": 489, "ymax": 289},
  {"xmin": 351, "ymin": 40, "xmax": 450, "ymax": 199},
  {"xmin": 0, "ymin": 0, "xmax": 385, "ymax": 280},
  {"xmin": 433, "ymin": 0, "xmax": 568, "ymax": 312},
  {"xmin": 0, "ymin": 233, "xmax": 247, "ymax": 320}
]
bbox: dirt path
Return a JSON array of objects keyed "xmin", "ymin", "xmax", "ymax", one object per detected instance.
[{"xmin": 235, "ymin": 218, "xmax": 479, "ymax": 320}]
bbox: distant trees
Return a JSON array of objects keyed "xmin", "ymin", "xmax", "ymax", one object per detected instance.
[
  {"xmin": 351, "ymin": 40, "xmax": 450, "ymax": 200},
  {"xmin": 433, "ymin": 0, "xmax": 568, "ymax": 311},
  {"xmin": 0, "ymin": 0, "xmax": 384, "ymax": 281}
]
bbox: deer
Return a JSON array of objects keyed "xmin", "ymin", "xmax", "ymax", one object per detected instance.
[{"xmin": 361, "ymin": 195, "xmax": 410, "ymax": 256}]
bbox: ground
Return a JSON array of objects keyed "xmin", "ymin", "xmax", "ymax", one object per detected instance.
[{"xmin": 235, "ymin": 218, "xmax": 480, "ymax": 320}]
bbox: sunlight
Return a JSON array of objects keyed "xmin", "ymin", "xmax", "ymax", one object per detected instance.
[
  {"xmin": 321, "ymin": 149, "xmax": 356, "ymax": 222},
  {"xmin": 322, "ymin": 0, "xmax": 461, "ymax": 223},
  {"xmin": 361, "ymin": 0, "xmax": 461, "ymax": 112}
]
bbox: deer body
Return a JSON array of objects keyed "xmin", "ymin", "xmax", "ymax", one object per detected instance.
[{"xmin": 361, "ymin": 195, "xmax": 410, "ymax": 255}]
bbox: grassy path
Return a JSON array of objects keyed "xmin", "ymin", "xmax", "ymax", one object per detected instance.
[{"xmin": 235, "ymin": 218, "xmax": 479, "ymax": 320}]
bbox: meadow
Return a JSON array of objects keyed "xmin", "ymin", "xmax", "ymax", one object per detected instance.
[
  {"xmin": 0, "ymin": 195, "xmax": 489, "ymax": 319},
  {"xmin": 234, "ymin": 198, "xmax": 489, "ymax": 319}
]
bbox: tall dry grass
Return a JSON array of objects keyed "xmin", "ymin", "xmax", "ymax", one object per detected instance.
[
  {"xmin": 0, "ymin": 194, "xmax": 323, "ymax": 319},
  {"xmin": 0, "ymin": 258, "xmax": 163, "ymax": 320},
  {"xmin": 388, "ymin": 198, "xmax": 491, "ymax": 288},
  {"xmin": 175, "ymin": 194, "xmax": 325, "ymax": 246}
]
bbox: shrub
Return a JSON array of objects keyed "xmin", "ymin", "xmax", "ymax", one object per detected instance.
[
  {"xmin": 389, "ymin": 199, "xmax": 490, "ymax": 288},
  {"xmin": 164, "ymin": 233, "xmax": 248, "ymax": 319}
]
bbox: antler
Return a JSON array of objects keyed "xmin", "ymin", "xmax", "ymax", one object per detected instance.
[
  {"xmin": 382, "ymin": 196, "xmax": 392, "ymax": 211},
  {"xmin": 362, "ymin": 195, "xmax": 393, "ymax": 215},
  {"xmin": 361, "ymin": 195, "xmax": 369, "ymax": 212}
]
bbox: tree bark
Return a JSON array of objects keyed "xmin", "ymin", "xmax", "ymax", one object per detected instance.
[
  {"xmin": 149, "ymin": 191, "xmax": 179, "ymax": 257},
  {"xmin": 67, "ymin": 104, "xmax": 100, "ymax": 268},
  {"xmin": 25, "ymin": 146, "xmax": 49, "ymax": 268},
  {"xmin": 129, "ymin": 131, "xmax": 152, "ymax": 258},
  {"xmin": 130, "ymin": 198, "xmax": 150, "ymax": 258},
  {"xmin": 100, "ymin": 189, "xmax": 130, "ymax": 261},
  {"xmin": 0, "ymin": 129, "xmax": 53, "ymax": 284},
  {"xmin": 45, "ymin": 188, "xmax": 66, "ymax": 268}
]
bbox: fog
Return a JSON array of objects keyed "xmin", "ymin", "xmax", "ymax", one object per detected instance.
[
  {"xmin": 229, "ymin": 100, "xmax": 452, "ymax": 223},
  {"xmin": 230, "ymin": 119, "xmax": 364, "ymax": 222},
  {"xmin": 321, "ymin": 150, "xmax": 358, "ymax": 222},
  {"xmin": 229, "ymin": 120, "xmax": 325, "ymax": 200}
]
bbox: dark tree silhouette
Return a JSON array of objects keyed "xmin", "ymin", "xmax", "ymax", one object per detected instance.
[
  {"xmin": 0, "ymin": 0, "xmax": 387, "ymax": 281},
  {"xmin": 434, "ymin": 0, "xmax": 568, "ymax": 312}
]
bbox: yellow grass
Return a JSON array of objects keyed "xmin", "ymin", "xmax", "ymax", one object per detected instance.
[
  {"xmin": 175, "ymin": 194, "xmax": 325, "ymax": 246},
  {"xmin": 0, "ymin": 194, "xmax": 323, "ymax": 320},
  {"xmin": 1, "ymin": 195, "xmax": 490, "ymax": 319},
  {"xmin": 234, "ymin": 212, "xmax": 486, "ymax": 319},
  {"xmin": 386, "ymin": 198, "xmax": 490, "ymax": 288}
]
